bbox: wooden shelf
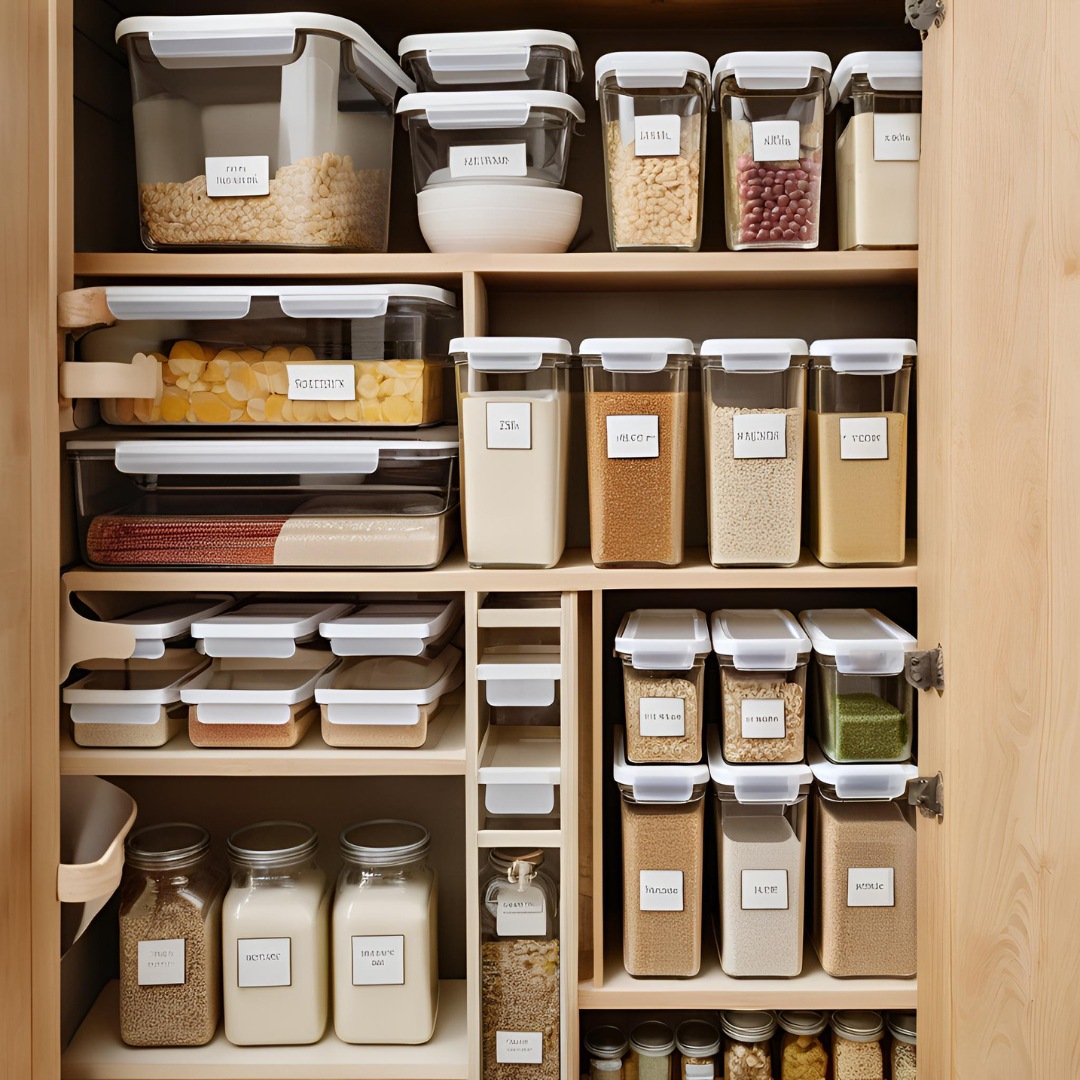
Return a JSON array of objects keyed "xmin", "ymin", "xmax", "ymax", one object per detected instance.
[
  {"xmin": 477, "ymin": 828, "xmax": 563, "ymax": 849},
  {"xmin": 62, "ymin": 979, "xmax": 468, "ymax": 1079}
]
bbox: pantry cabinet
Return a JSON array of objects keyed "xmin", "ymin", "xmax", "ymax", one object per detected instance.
[{"xmin": 3, "ymin": 0, "xmax": 1080, "ymax": 1078}]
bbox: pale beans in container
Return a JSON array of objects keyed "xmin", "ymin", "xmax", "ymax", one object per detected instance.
[
  {"xmin": 833, "ymin": 1035, "xmax": 883, "ymax": 1080},
  {"xmin": 622, "ymin": 664, "xmax": 705, "ymax": 764},
  {"xmin": 720, "ymin": 668, "xmax": 805, "ymax": 764}
]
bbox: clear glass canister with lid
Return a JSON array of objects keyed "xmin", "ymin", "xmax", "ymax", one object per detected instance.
[
  {"xmin": 831, "ymin": 1011, "xmax": 885, "ymax": 1080},
  {"xmin": 888, "ymin": 1012, "xmax": 918, "ymax": 1079},
  {"xmin": 721, "ymin": 1011, "xmax": 777, "ymax": 1080},
  {"xmin": 675, "ymin": 1019, "xmax": 721, "ymax": 1080},
  {"xmin": 586, "ymin": 1025, "xmax": 630, "ymax": 1080},
  {"xmin": 332, "ymin": 820, "xmax": 438, "ymax": 1045},
  {"xmin": 777, "ymin": 1010, "xmax": 829, "ymax": 1080},
  {"xmin": 629, "ymin": 1020, "xmax": 676, "ymax": 1080},
  {"xmin": 222, "ymin": 821, "xmax": 330, "ymax": 1046},
  {"xmin": 480, "ymin": 848, "xmax": 560, "ymax": 1080},
  {"xmin": 118, "ymin": 823, "xmax": 226, "ymax": 1047}
]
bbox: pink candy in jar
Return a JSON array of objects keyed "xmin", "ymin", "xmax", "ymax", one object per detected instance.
[{"xmin": 736, "ymin": 152, "xmax": 822, "ymax": 246}]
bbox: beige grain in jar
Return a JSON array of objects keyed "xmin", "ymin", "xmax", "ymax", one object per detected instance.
[{"xmin": 830, "ymin": 1011, "xmax": 885, "ymax": 1080}]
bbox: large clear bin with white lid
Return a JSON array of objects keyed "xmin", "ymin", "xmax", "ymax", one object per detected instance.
[
  {"xmin": 115, "ymin": 13, "xmax": 413, "ymax": 251},
  {"xmin": 398, "ymin": 30, "xmax": 582, "ymax": 92},
  {"xmin": 595, "ymin": 52, "xmax": 710, "ymax": 251},
  {"xmin": 613, "ymin": 728, "xmax": 708, "ymax": 977},
  {"xmin": 67, "ymin": 430, "xmax": 460, "ymax": 570},
  {"xmin": 320, "ymin": 598, "xmax": 463, "ymax": 657},
  {"xmin": 60, "ymin": 284, "xmax": 458, "ymax": 428},
  {"xmin": 699, "ymin": 339, "xmax": 808, "ymax": 567},
  {"xmin": 581, "ymin": 338, "xmax": 692, "ymax": 568},
  {"xmin": 807, "ymin": 339, "xmax": 915, "ymax": 566},
  {"xmin": 714, "ymin": 51, "xmax": 832, "ymax": 250},
  {"xmin": 454, "ymin": 337, "xmax": 572, "ymax": 569},
  {"xmin": 711, "ymin": 609, "xmax": 811, "ymax": 764},
  {"xmin": 192, "ymin": 601, "xmax": 353, "ymax": 659},
  {"xmin": 614, "ymin": 608, "xmax": 710, "ymax": 765},
  {"xmin": 707, "ymin": 727, "xmax": 811, "ymax": 977},
  {"xmin": 831, "ymin": 52, "xmax": 922, "ymax": 251},
  {"xmin": 800, "ymin": 608, "xmax": 917, "ymax": 763}
]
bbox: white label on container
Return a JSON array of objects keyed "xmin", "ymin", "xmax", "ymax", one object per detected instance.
[
  {"xmin": 606, "ymin": 414, "xmax": 659, "ymax": 459},
  {"xmin": 205, "ymin": 155, "xmax": 269, "ymax": 196},
  {"xmin": 237, "ymin": 937, "xmax": 292, "ymax": 987},
  {"xmin": 847, "ymin": 867, "xmax": 895, "ymax": 907},
  {"xmin": 137, "ymin": 938, "xmax": 185, "ymax": 986},
  {"xmin": 874, "ymin": 113, "xmax": 922, "ymax": 161},
  {"xmin": 286, "ymin": 363, "xmax": 355, "ymax": 401},
  {"xmin": 741, "ymin": 698, "xmax": 786, "ymax": 739},
  {"xmin": 639, "ymin": 696, "xmax": 685, "ymax": 737},
  {"xmin": 634, "ymin": 114, "xmax": 681, "ymax": 157},
  {"xmin": 741, "ymin": 868, "xmax": 790, "ymax": 910},
  {"xmin": 351, "ymin": 934, "xmax": 404, "ymax": 986},
  {"xmin": 684, "ymin": 1067, "xmax": 715, "ymax": 1080},
  {"xmin": 486, "ymin": 401, "xmax": 532, "ymax": 449},
  {"xmin": 496, "ymin": 1032, "xmax": 544, "ymax": 1063},
  {"xmin": 449, "ymin": 142, "xmax": 527, "ymax": 179},
  {"xmin": 751, "ymin": 120, "xmax": 800, "ymax": 161},
  {"xmin": 840, "ymin": 416, "xmax": 889, "ymax": 459},
  {"xmin": 639, "ymin": 869, "xmax": 684, "ymax": 911},
  {"xmin": 733, "ymin": 413, "xmax": 787, "ymax": 459},
  {"xmin": 497, "ymin": 886, "xmax": 547, "ymax": 936}
]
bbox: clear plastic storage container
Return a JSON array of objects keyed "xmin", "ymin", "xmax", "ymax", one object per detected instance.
[
  {"xmin": 799, "ymin": 609, "xmax": 917, "ymax": 763},
  {"xmin": 831, "ymin": 1011, "xmax": 885, "ymax": 1080},
  {"xmin": 714, "ymin": 51, "xmax": 832, "ymax": 250},
  {"xmin": 721, "ymin": 1011, "xmax": 776, "ymax": 1080},
  {"xmin": 581, "ymin": 338, "xmax": 692, "ymax": 567},
  {"xmin": 614, "ymin": 608, "xmax": 710, "ymax": 764},
  {"xmin": 807, "ymin": 339, "xmax": 915, "ymax": 566},
  {"xmin": 595, "ymin": 52, "xmax": 710, "ymax": 251},
  {"xmin": 320, "ymin": 599, "xmax": 463, "ymax": 657},
  {"xmin": 888, "ymin": 1012, "xmax": 918, "ymax": 1079},
  {"xmin": 68, "ymin": 431, "xmax": 460, "ymax": 570},
  {"xmin": 831, "ymin": 52, "xmax": 922, "ymax": 251},
  {"xmin": 699, "ymin": 339, "xmax": 808, "ymax": 566},
  {"xmin": 453, "ymin": 337, "xmax": 572, "ymax": 568},
  {"xmin": 777, "ymin": 1010, "xmax": 829, "ymax": 1080},
  {"xmin": 63, "ymin": 285, "xmax": 457, "ymax": 427},
  {"xmin": 399, "ymin": 30, "xmax": 582, "ymax": 92},
  {"xmin": 192, "ymin": 601, "xmax": 353, "ymax": 659},
  {"xmin": 115, "ymin": 14, "xmax": 413, "ymax": 251},
  {"xmin": 628, "ymin": 1021, "xmax": 675, "ymax": 1080}
]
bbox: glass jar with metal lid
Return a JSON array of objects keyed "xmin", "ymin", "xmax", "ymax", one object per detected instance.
[
  {"xmin": 721, "ymin": 1011, "xmax": 776, "ymax": 1080},
  {"xmin": 831, "ymin": 1011, "xmax": 885, "ymax": 1080},
  {"xmin": 629, "ymin": 1020, "xmax": 676, "ymax": 1080},
  {"xmin": 332, "ymin": 820, "xmax": 438, "ymax": 1046},
  {"xmin": 675, "ymin": 1019, "xmax": 721, "ymax": 1080},
  {"xmin": 585, "ymin": 1025, "xmax": 630, "ymax": 1080},
  {"xmin": 118, "ymin": 823, "xmax": 225, "ymax": 1047},
  {"xmin": 222, "ymin": 821, "xmax": 330, "ymax": 1047},
  {"xmin": 887, "ymin": 1012, "xmax": 917, "ymax": 1079},
  {"xmin": 777, "ymin": 1011, "xmax": 828, "ymax": 1080}
]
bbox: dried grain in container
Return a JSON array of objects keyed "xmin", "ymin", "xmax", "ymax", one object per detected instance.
[
  {"xmin": 453, "ymin": 337, "xmax": 572, "ymax": 568},
  {"xmin": 806, "ymin": 339, "xmax": 915, "ymax": 566},
  {"xmin": 320, "ymin": 598, "xmax": 463, "ymax": 658},
  {"xmin": 714, "ymin": 52, "xmax": 832, "ymax": 251},
  {"xmin": 613, "ymin": 728, "xmax": 708, "ymax": 976},
  {"xmin": 581, "ymin": 338, "xmax": 692, "ymax": 567},
  {"xmin": 115, "ymin": 14, "xmax": 412, "ymax": 251},
  {"xmin": 675, "ymin": 1019, "xmax": 721, "ymax": 1080},
  {"xmin": 777, "ymin": 1010, "xmax": 829, "ymax": 1080},
  {"xmin": 698, "ymin": 340, "xmax": 807, "ymax": 566},
  {"xmin": 887, "ymin": 1012, "xmax": 918, "ymax": 1079},
  {"xmin": 628, "ymin": 1021, "xmax": 675, "ymax": 1080},
  {"xmin": 830, "ymin": 1011, "xmax": 885, "ymax": 1080},
  {"xmin": 721, "ymin": 1011, "xmax": 776, "ymax": 1080},
  {"xmin": 831, "ymin": 52, "xmax": 922, "ymax": 251},
  {"xmin": 615, "ymin": 608, "xmax": 710, "ymax": 764},
  {"xmin": 585, "ymin": 1025, "xmax": 629, "ymax": 1080}
]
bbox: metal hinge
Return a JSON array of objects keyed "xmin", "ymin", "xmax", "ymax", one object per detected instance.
[
  {"xmin": 905, "ymin": 646, "xmax": 944, "ymax": 693},
  {"xmin": 906, "ymin": 0, "xmax": 946, "ymax": 35},
  {"xmin": 908, "ymin": 772, "xmax": 944, "ymax": 820}
]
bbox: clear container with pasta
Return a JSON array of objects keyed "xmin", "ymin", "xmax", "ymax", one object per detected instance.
[
  {"xmin": 721, "ymin": 1011, "xmax": 776, "ymax": 1080},
  {"xmin": 777, "ymin": 1010, "xmax": 829, "ymax": 1079}
]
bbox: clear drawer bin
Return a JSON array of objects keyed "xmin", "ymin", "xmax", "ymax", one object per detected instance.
[
  {"xmin": 68, "ymin": 431, "xmax": 460, "ymax": 570},
  {"xmin": 62, "ymin": 285, "xmax": 457, "ymax": 427},
  {"xmin": 595, "ymin": 52, "xmax": 710, "ymax": 251},
  {"xmin": 399, "ymin": 30, "xmax": 582, "ymax": 92},
  {"xmin": 581, "ymin": 338, "xmax": 692, "ymax": 567},
  {"xmin": 115, "ymin": 13, "xmax": 412, "ymax": 251},
  {"xmin": 699, "ymin": 339, "xmax": 808, "ymax": 567},
  {"xmin": 831, "ymin": 52, "xmax": 922, "ymax": 251},
  {"xmin": 320, "ymin": 598, "xmax": 463, "ymax": 657},
  {"xmin": 397, "ymin": 91, "xmax": 584, "ymax": 190},
  {"xmin": 807, "ymin": 339, "xmax": 915, "ymax": 566},
  {"xmin": 800, "ymin": 609, "xmax": 917, "ymax": 763},
  {"xmin": 614, "ymin": 608, "xmax": 710, "ymax": 764},
  {"xmin": 454, "ymin": 337, "xmax": 572, "ymax": 568},
  {"xmin": 714, "ymin": 51, "xmax": 832, "ymax": 251}
]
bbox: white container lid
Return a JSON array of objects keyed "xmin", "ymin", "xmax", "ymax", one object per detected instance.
[
  {"xmin": 595, "ymin": 51, "xmax": 711, "ymax": 94},
  {"xmin": 829, "ymin": 51, "xmax": 923, "ymax": 110},
  {"xmin": 397, "ymin": 90, "xmax": 585, "ymax": 128},
  {"xmin": 193, "ymin": 602, "xmax": 353, "ymax": 659},
  {"xmin": 320, "ymin": 599, "xmax": 463, "ymax": 657},
  {"xmin": 713, "ymin": 51, "xmax": 832, "ymax": 92},
  {"xmin": 809, "ymin": 741, "xmax": 918, "ymax": 801},
  {"xmin": 613, "ymin": 728, "xmax": 709, "ymax": 803},
  {"xmin": 615, "ymin": 609, "xmax": 710, "ymax": 670},
  {"xmin": 706, "ymin": 727, "xmax": 811, "ymax": 804},
  {"xmin": 699, "ymin": 338, "xmax": 809, "ymax": 374},
  {"xmin": 479, "ymin": 725, "xmax": 561, "ymax": 815},
  {"xmin": 578, "ymin": 337, "xmax": 695, "ymax": 374},
  {"xmin": 808, "ymin": 338, "xmax": 918, "ymax": 375},
  {"xmin": 710, "ymin": 609, "xmax": 811, "ymax": 672},
  {"xmin": 106, "ymin": 596, "xmax": 233, "ymax": 659},
  {"xmin": 450, "ymin": 336, "xmax": 572, "ymax": 372},
  {"xmin": 799, "ymin": 609, "xmax": 917, "ymax": 675},
  {"xmin": 477, "ymin": 645, "xmax": 561, "ymax": 708},
  {"xmin": 398, "ymin": 29, "xmax": 583, "ymax": 83}
]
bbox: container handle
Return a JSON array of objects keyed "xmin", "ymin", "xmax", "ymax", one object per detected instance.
[
  {"xmin": 113, "ymin": 440, "xmax": 381, "ymax": 476},
  {"xmin": 426, "ymin": 46, "xmax": 531, "ymax": 77},
  {"xmin": 191, "ymin": 703, "xmax": 294, "ymax": 725},
  {"xmin": 598, "ymin": 351, "xmax": 671, "ymax": 374},
  {"xmin": 730, "ymin": 644, "xmax": 800, "ymax": 671},
  {"xmin": 731, "ymin": 772, "xmax": 804, "ymax": 804},
  {"xmin": 278, "ymin": 292, "xmax": 389, "ymax": 319},
  {"xmin": 69, "ymin": 702, "xmax": 167, "ymax": 726},
  {"xmin": 833, "ymin": 645, "xmax": 907, "ymax": 676},
  {"xmin": 467, "ymin": 351, "xmax": 544, "ymax": 373},
  {"xmin": 148, "ymin": 28, "xmax": 298, "ymax": 67},
  {"xmin": 59, "ymin": 354, "xmax": 158, "ymax": 401},
  {"xmin": 731, "ymin": 63, "xmax": 816, "ymax": 91},
  {"xmin": 831, "ymin": 772, "xmax": 911, "ymax": 801},
  {"xmin": 718, "ymin": 352, "xmax": 792, "ymax": 373},
  {"xmin": 626, "ymin": 647, "xmax": 697, "ymax": 671},
  {"xmin": 422, "ymin": 102, "xmax": 532, "ymax": 129}
]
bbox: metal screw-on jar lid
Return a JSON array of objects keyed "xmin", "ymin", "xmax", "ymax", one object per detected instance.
[
  {"xmin": 887, "ymin": 1011, "xmax": 917, "ymax": 1045},
  {"xmin": 777, "ymin": 1010, "xmax": 829, "ymax": 1037},
  {"xmin": 831, "ymin": 1010, "xmax": 885, "ymax": 1043},
  {"xmin": 489, "ymin": 847, "xmax": 545, "ymax": 871},
  {"xmin": 629, "ymin": 1020, "xmax": 675, "ymax": 1056},
  {"xmin": 227, "ymin": 820, "xmax": 319, "ymax": 868},
  {"xmin": 340, "ymin": 819, "xmax": 430, "ymax": 866},
  {"xmin": 584, "ymin": 1025, "xmax": 629, "ymax": 1059},
  {"xmin": 720, "ymin": 1010, "xmax": 777, "ymax": 1043},
  {"xmin": 126, "ymin": 822, "xmax": 210, "ymax": 870},
  {"xmin": 675, "ymin": 1019, "xmax": 721, "ymax": 1057}
]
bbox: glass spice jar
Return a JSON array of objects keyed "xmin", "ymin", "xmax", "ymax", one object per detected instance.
[
  {"xmin": 629, "ymin": 1021, "xmax": 676, "ymax": 1080},
  {"xmin": 586, "ymin": 1025, "xmax": 630, "ymax": 1080},
  {"xmin": 721, "ymin": 1011, "xmax": 776, "ymax": 1080},
  {"xmin": 675, "ymin": 1019, "xmax": 721, "ymax": 1079},
  {"xmin": 777, "ymin": 1010, "xmax": 828, "ymax": 1080}
]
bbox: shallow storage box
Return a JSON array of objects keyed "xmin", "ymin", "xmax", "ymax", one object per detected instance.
[
  {"xmin": 192, "ymin": 601, "xmax": 352, "ymax": 658},
  {"xmin": 320, "ymin": 598, "xmax": 463, "ymax": 656},
  {"xmin": 61, "ymin": 285, "xmax": 458, "ymax": 427},
  {"xmin": 68, "ymin": 431, "xmax": 460, "ymax": 570},
  {"xmin": 477, "ymin": 645, "xmax": 562, "ymax": 710},
  {"xmin": 75, "ymin": 594, "xmax": 234, "ymax": 659},
  {"xmin": 115, "ymin": 13, "xmax": 413, "ymax": 251},
  {"xmin": 478, "ymin": 725, "xmax": 562, "ymax": 816}
]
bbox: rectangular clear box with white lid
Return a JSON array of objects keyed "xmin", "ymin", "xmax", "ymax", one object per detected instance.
[
  {"xmin": 67, "ymin": 429, "xmax": 460, "ymax": 570},
  {"xmin": 61, "ymin": 284, "xmax": 459, "ymax": 428},
  {"xmin": 192, "ymin": 601, "xmax": 353, "ymax": 658},
  {"xmin": 115, "ymin": 13, "xmax": 413, "ymax": 251},
  {"xmin": 398, "ymin": 30, "xmax": 582, "ymax": 92},
  {"xmin": 320, "ymin": 598, "xmax": 463, "ymax": 657},
  {"xmin": 615, "ymin": 608, "xmax": 710, "ymax": 764}
]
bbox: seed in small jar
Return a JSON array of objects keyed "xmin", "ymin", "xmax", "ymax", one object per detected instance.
[{"xmin": 833, "ymin": 1034, "xmax": 884, "ymax": 1080}]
